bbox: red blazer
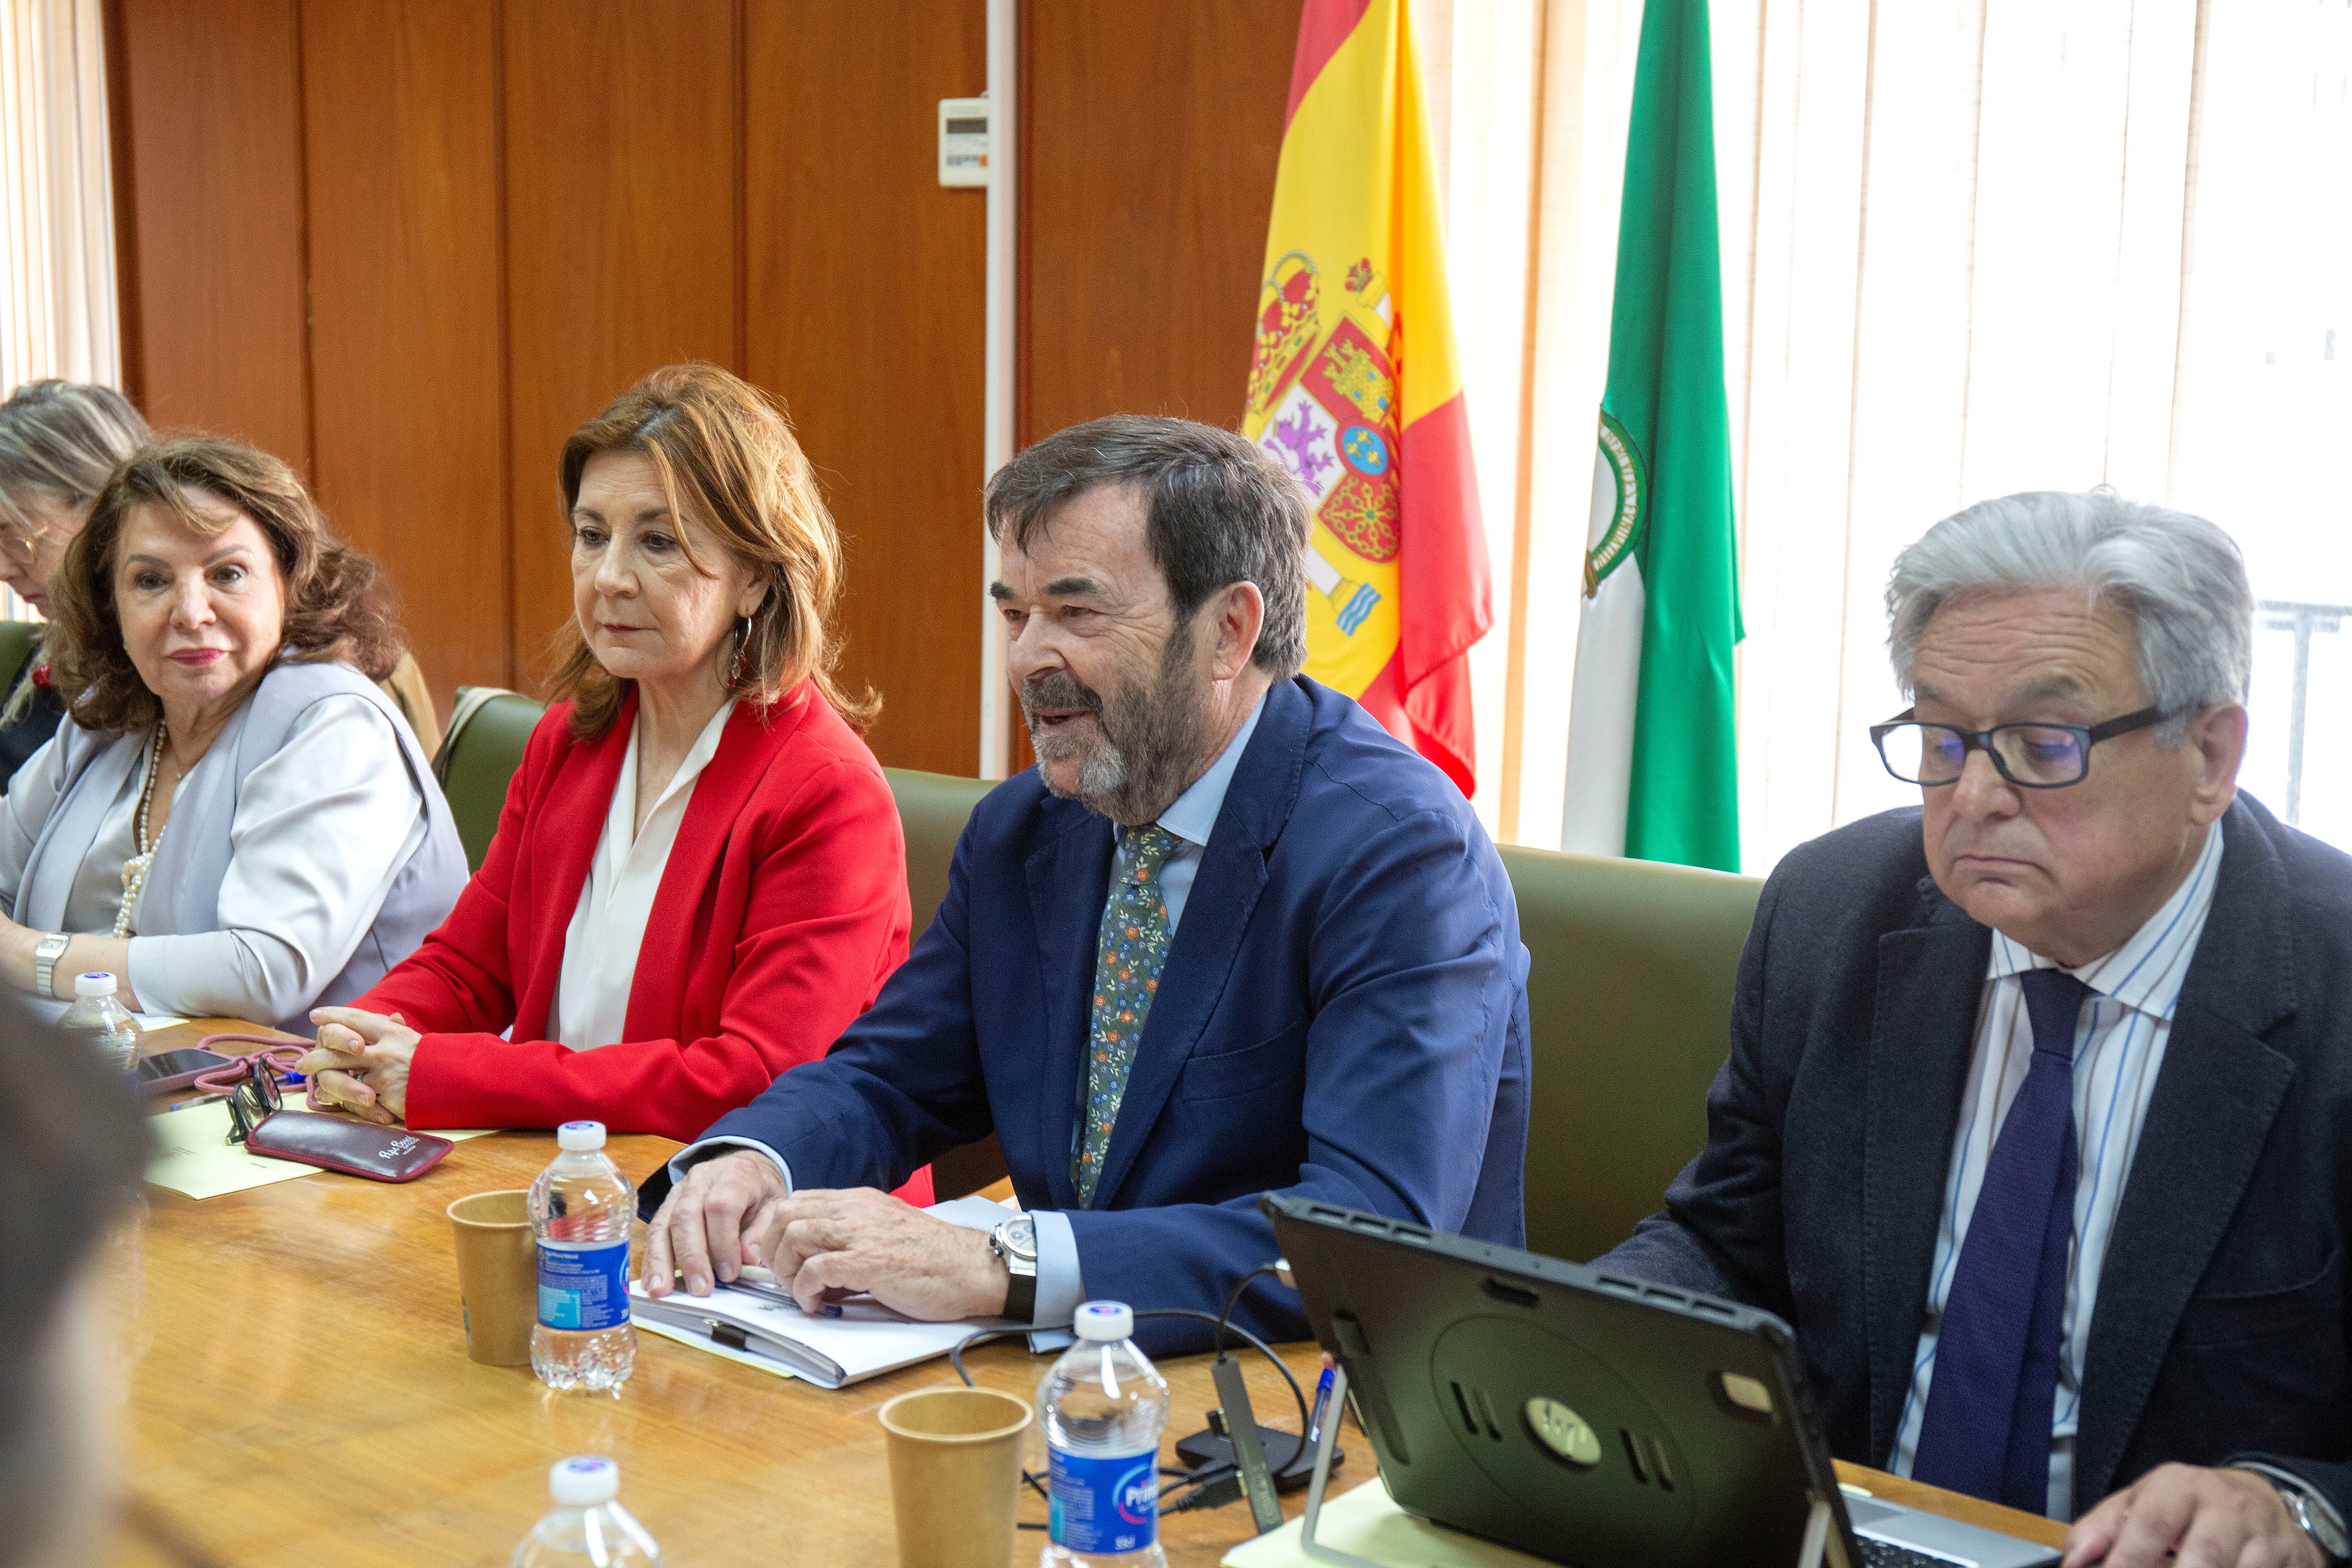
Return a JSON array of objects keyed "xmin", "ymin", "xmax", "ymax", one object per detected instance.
[{"xmin": 355, "ymin": 681, "xmax": 930, "ymax": 1203}]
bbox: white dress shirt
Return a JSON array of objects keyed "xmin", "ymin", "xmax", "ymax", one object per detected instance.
[
  {"xmin": 673, "ymin": 692, "xmax": 1270, "ymax": 1328},
  {"xmin": 0, "ymin": 694, "xmax": 427, "ymax": 1019},
  {"xmin": 553, "ymin": 699, "xmax": 735, "ymax": 1050},
  {"xmin": 1888, "ymin": 821, "xmax": 2225, "ymax": 1519}
]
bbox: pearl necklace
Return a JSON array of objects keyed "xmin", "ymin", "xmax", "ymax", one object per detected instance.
[{"xmin": 114, "ymin": 720, "xmax": 168, "ymax": 940}]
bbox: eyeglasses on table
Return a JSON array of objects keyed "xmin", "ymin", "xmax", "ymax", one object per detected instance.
[{"xmin": 188, "ymin": 1039, "xmax": 310, "ymax": 1146}]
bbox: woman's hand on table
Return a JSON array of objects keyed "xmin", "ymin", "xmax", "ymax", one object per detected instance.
[{"xmin": 297, "ymin": 1006, "xmax": 418, "ymax": 1124}]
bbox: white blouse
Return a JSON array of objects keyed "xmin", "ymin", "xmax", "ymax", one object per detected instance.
[
  {"xmin": 553, "ymin": 699, "xmax": 735, "ymax": 1051},
  {"xmin": 0, "ymin": 694, "xmax": 428, "ymax": 1019}
]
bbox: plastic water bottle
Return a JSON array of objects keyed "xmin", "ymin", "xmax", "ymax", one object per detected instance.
[
  {"xmin": 1039, "ymin": 1300, "xmax": 1169, "ymax": 1568},
  {"xmin": 59, "ymin": 972, "xmax": 141, "ymax": 1074},
  {"xmin": 528, "ymin": 1121, "xmax": 637, "ymax": 1392},
  {"xmin": 511, "ymin": 1456, "xmax": 661, "ymax": 1566}
]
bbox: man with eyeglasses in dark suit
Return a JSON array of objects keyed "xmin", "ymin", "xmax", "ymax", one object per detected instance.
[{"xmin": 1599, "ymin": 491, "xmax": 2352, "ymax": 1568}]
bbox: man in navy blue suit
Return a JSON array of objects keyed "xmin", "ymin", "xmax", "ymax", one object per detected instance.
[{"xmin": 641, "ymin": 414, "xmax": 1529, "ymax": 1349}]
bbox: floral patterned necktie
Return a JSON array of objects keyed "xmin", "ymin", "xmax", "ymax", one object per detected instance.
[{"xmin": 1074, "ymin": 824, "xmax": 1181, "ymax": 1207}]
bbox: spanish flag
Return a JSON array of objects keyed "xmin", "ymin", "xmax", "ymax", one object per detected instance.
[{"xmin": 1243, "ymin": 0, "xmax": 1490, "ymax": 796}]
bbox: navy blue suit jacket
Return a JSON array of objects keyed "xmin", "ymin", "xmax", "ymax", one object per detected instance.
[
  {"xmin": 683, "ymin": 676, "xmax": 1531, "ymax": 1352},
  {"xmin": 1598, "ymin": 795, "xmax": 2352, "ymax": 1518}
]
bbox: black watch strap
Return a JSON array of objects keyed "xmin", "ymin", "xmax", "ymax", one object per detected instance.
[{"xmin": 1002, "ymin": 1266, "xmax": 1036, "ymax": 1322}]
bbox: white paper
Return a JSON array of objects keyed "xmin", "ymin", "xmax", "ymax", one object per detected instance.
[
  {"xmin": 628, "ymin": 1278, "xmax": 1001, "ymax": 1389},
  {"xmin": 1223, "ymin": 1477, "xmax": 1556, "ymax": 1568}
]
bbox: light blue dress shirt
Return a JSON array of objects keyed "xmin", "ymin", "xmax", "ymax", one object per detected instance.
[{"xmin": 672, "ymin": 692, "xmax": 1268, "ymax": 1330}]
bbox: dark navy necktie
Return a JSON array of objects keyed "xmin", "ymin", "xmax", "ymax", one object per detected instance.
[{"xmin": 1911, "ymin": 966, "xmax": 2087, "ymax": 1513}]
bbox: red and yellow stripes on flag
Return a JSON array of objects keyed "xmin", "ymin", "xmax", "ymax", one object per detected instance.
[{"xmin": 1244, "ymin": 0, "xmax": 1491, "ymax": 796}]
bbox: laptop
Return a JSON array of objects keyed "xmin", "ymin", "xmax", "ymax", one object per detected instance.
[{"xmin": 1262, "ymin": 1194, "xmax": 2061, "ymax": 1568}]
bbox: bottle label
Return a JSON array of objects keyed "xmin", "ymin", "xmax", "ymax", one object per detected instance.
[
  {"xmin": 1047, "ymin": 1446, "xmax": 1159, "ymax": 1554},
  {"xmin": 536, "ymin": 1238, "xmax": 631, "ymax": 1331}
]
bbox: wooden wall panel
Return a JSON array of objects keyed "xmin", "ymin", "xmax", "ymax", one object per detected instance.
[
  {"xmin": 301, "ymin": 0, "xmax": 507, "ymax": 709},
  {"xmin": 109, "ymin": 2, "xmax": 1303, "ymax": 772},
  {"xmin": 500, "ymin": 0, "xmax": 740, "ymax": 687},
  {"xmin": 111, "ymin": 0, "xmax": 310, "ymax": 469},
  {"xmin": 1010, "ymin": 0, "xmax": 1300, "ymax": 773},
  {"xmin": 745, "ymin": 0, "xmax": 987, "ymax": 775},
  {"xmin": 1019, "ymin": 0, "xmax": 1299, "ymax": 443}
]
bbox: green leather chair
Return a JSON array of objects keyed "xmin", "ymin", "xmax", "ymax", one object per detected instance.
[
  {"xmin": 1500, "ymin": 844, "xmax": 1764, "ymax": 1265},
  {"xmin": 414, "ymin": 721, "xmax": 1767, "ymax": 1243},
  {"xmin": 884, "ymin": 766, "xmax": 1006, "ymax": 1197},
  {"xmin": 0, "ymin": 619, "xmax": 38, "ymax": 699},
  {"xmin": 434, "ymin": 686, "xmax": 548, "ymax": 871},
  {"xmin": 883, "ymin": 767, "xmax": 1001, "ymax": 941}
]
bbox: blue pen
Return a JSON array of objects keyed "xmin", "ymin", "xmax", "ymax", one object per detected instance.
[{"xmin": 1306, "ymin": 1365, "xmax": 1336, "ymax": 1447}]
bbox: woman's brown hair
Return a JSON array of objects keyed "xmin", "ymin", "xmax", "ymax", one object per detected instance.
[
  {"xmin": 549, "ymin": 362, "xmax": 874, "ymax": 739},
  {"xmin": 48, "ymin": 436, "xmax": 404, "ymax": 734}
]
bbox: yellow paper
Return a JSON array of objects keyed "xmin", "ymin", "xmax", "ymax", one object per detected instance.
[
  {"xmin": 1223, "ymin": 1474, "xmax": 1555, "ymax": 1568},
  {"xmin": 143, "ymin": 1099, "xmax": 497, "ymax": 1200}
]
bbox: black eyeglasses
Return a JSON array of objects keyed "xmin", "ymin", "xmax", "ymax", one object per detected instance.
[
  {"xmin": 191, "ymin": 1043, "xmax": 307, "ymax": 1145},
  {"xmin": 1869, "ymin": 706, "xmax": 2167, "ymax": 789}
]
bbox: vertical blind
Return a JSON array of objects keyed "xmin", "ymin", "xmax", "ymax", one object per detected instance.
[
  {"xmin": 0, "ymin": 0, "xmax": 118, "ymax": 622},
  {"xmin": 0, "ymin": 0, "xmax": 115, "ymax": 393},
  {"xmin": 1425, "ymin": 0, "xmax": 2352, "ymax": 867}
]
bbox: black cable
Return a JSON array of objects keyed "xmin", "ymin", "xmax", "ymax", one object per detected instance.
[
  {"xmin": 943, "ymin": 1297, "xmax": 1317, "ymax": 1521},
  {"xmin": 1160, "ymin": 1460, "xmax": 1233, "ymax": 1499},
  {"xmin": 946, "ymin": 1307, "xmax": 1310, "ymax": 1445},
  {"xmin": 1131, "ymin": 1307, "xmax": 1311, "ymax": 1446},
  {"xmin": 946, "ymin": 1323, "xmax": 1036, "ymax": 1387},
  {"xmin": 1213, "ymin": 1263, "xmax": 1282, "ymax": 1356}
]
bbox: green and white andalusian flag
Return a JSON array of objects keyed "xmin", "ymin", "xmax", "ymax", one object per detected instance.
[{"xmin": 1560, "ymin": 0, "xmax": 1742, "ymax": 871}]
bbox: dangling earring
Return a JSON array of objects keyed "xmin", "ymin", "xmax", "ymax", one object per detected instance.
[{"xmin": 728, "ymin": 614, "xmax": 752, "ymax": 688}]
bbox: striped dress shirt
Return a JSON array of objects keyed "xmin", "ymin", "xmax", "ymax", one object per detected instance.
[{"xmin": 1888, "ymin": 821, "xmax": 2225, "ymax": 1519}]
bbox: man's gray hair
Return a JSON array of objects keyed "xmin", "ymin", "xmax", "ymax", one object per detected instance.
[{"xmin": 1885, "ymin": 489, "xmax": 2253, "ymax": 744}]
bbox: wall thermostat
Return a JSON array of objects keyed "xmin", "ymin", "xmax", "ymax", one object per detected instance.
[{"xmin": 938, "ymin": 96, "xmax": 989, "ymax": 188}]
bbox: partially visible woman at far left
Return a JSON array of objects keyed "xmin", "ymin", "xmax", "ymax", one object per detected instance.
[
  {"xmin": 0, "ymin": 381, "xmax": 149, "ymax": 788},
  {"xmin": 0, "ymin": 437, "xmax": 468, "ymax": 1027}
]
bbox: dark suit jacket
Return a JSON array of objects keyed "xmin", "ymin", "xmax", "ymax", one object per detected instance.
[
  {"xmin": 1597, "ymin": 794, "xmax": 2352, "ymax": 1518},
  {"xmin": 0, "ymin": 653, "xmax": 63, "ymax": 795},
  {"xmin": 661, "ymin": 675, "xmax": 1532, "ymax": 1353}
]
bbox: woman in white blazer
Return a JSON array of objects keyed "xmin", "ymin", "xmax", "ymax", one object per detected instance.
[{"xmin": 0, "ymin": 436, "xmax": 466, "ymax": 1029}]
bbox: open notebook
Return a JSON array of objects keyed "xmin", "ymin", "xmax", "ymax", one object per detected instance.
[{"xmin": 628, "ymin": 1194, "xmax": 1016, "ymax": 1388}]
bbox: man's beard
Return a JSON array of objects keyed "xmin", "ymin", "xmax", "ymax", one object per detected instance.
[{"xmin": 1021, "ymin": 621, "xmax": 1208, "ymax": 826}]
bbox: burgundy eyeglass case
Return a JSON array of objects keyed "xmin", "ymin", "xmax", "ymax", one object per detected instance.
[{"xmin": 244, "ymin": 1110, "xmax": 454, "ymax": 1182}]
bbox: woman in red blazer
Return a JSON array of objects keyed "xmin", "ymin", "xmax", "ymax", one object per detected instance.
[{"xmin": 296, "ymin": 366, "xmax": 928, "ymax": 1201}]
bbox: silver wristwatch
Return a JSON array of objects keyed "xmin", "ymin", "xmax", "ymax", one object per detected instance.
[
  {"xmin": 2238, "ymin": 1463, "xmax": 2351, "ymax": 1562},
  {"xmin": 988, "ymin": 1214, "xmax": 1038, "ymax": 1322},
  {"xmin": 32, "ymin": 932, "xmax": 67, "ymax": 998}
]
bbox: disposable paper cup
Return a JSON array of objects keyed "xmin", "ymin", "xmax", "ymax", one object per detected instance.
[
  {"xmin": 446, "ymin": 1189, "xmax": 535, "ymax": 1367},
  {"xmin": 878, "ymin": 1385, "xmax": 1034, "ymax": 1568}
]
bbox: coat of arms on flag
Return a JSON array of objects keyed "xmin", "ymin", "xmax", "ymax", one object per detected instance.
[
  {"xmin": 1242, "ymin": 0, "xmax": 1490, "ymax": 796},
  {"xmin": 1252, "ymin": 251, "xmax": 1404, "ymax": 685}
]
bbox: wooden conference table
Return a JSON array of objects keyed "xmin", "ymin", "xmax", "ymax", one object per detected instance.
[{"xmin": 109, "ymin": 1021, "xmax": 2068, "ymax": 1567}]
